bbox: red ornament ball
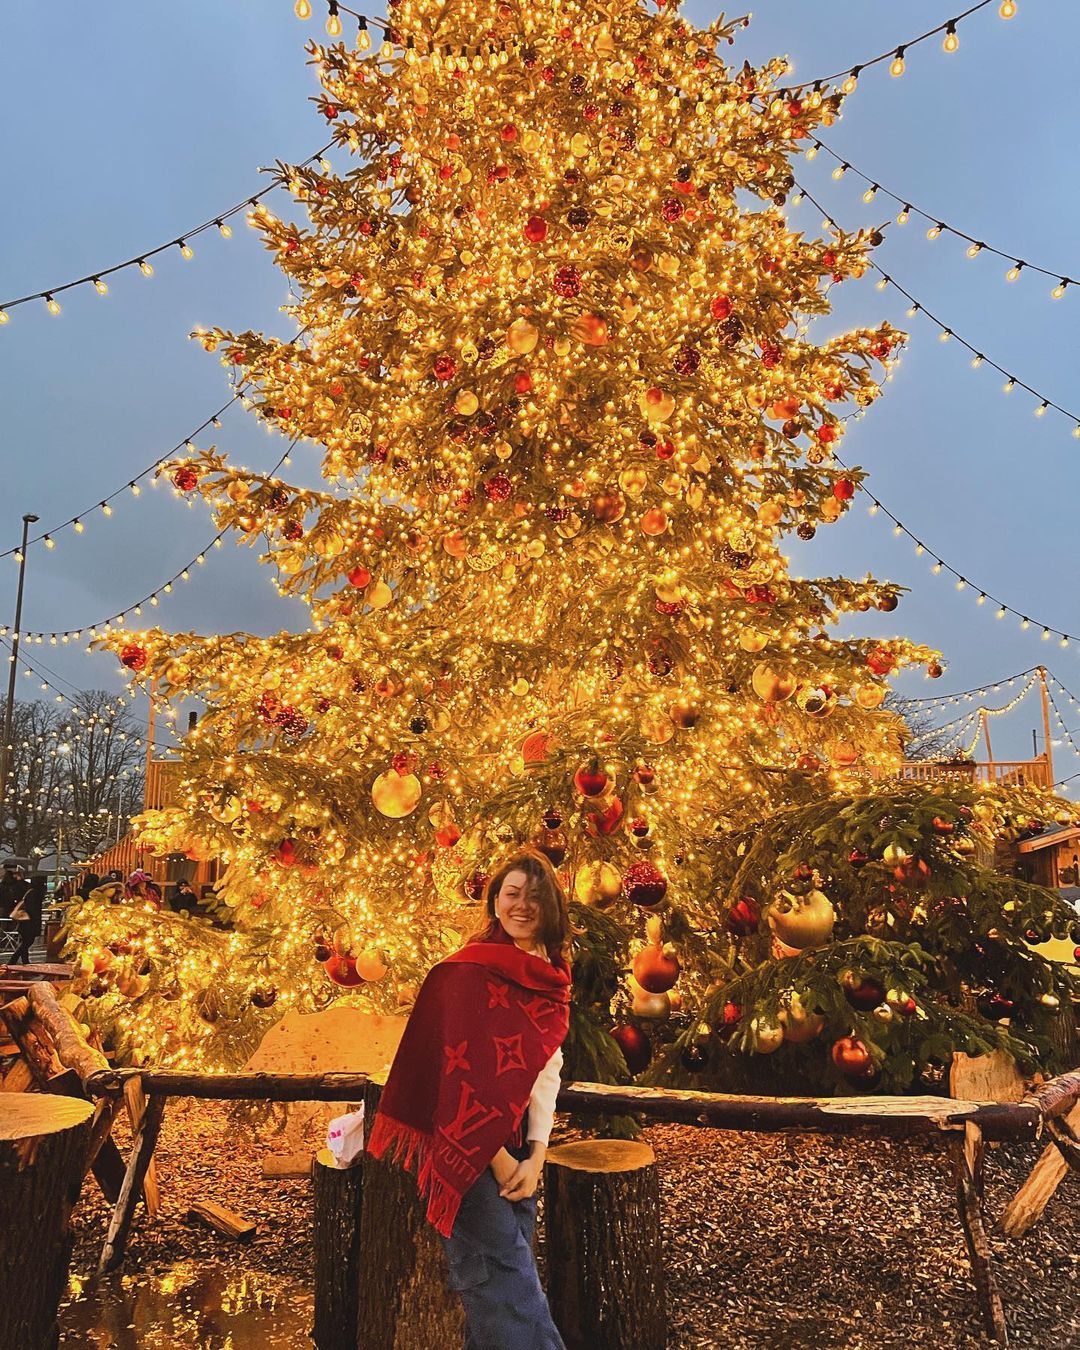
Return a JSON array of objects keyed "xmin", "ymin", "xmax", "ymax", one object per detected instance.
[
  {"xmin": 347, "ymin": 565, "xmax": 372, "ymax": 588},
  {"xmin": 484, "ymin": 472, "xmax": 513, "ymax": 502},
  {"xmin": 725, "ymin": 896, "xmax": 760, "ymax": 938},
  {"xmin": 173, "ymin": 466, "xmax": 199, "ymax": 492},
  {"xmin": 842, "ymin": 971, "xmax": 886, "ymax": 1012},
  {"xmin": 831, "ymin": 1035, "xmax": 874, "ymax": 1079},
  {"xmin": 432, "ymin": 353, "xmax": 458, "ymax": 382},
  {"xmin": 622, "ymin": 860, "xmax": 668, "ymax": 908},
  {"xmin": 552, "ymin": 265, "xmax": 582, "ymax": 298},
  {"xmin": 632, "ymin": 945, "xmax": 680, "ymax": 993},
  {"xmin": 816, "ymin": 423, "xmax": 838, "ymax": 444},
  {"xmin": 120, "ymin": 644, "xmax": 148, "ymax": 672},
  {"xmin": 833, "ymin": 478, "xmax": 855, "ymax": 501},
  {"xmin": 323, "ymin": 954, "xmax": 365, "ymax": 987},
  {"xmin": 710, "ymin": 294, "xmax": 733, "ymax": 320},
  {"xmin": 661, "ymin": 197, "xmax": 684, "ymax": 223},
  {"xmin": 523, "ymin": 215, "xmax": 548, "ymax": 243},
  {"xmin": 611, "ymin": 1024, "xmax": 652, "ymax": 1075}
]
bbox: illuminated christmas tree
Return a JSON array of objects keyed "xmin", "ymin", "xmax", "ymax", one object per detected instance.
[{"xmin": 65, "ymin": 0, "xmax": 1078, "ymax": 1088}]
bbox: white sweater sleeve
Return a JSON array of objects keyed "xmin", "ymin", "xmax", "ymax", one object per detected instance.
[{"xmin": 526, "ymin": 1046, "xmax": 564, "ymax": 1145}]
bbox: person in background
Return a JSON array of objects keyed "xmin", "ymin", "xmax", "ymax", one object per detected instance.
[
  {"xmin": 13, "ymin": 875, "xmax": 45, "ymax": 964},
  {"xmin": 126, "ymin": 870, "xmax": 162, "ymax": 911},
  {"xmin": 77, "ymin": 869, "xmax": 100, "ymax": 900},
  {"xmin": 0, "ymin": 862, "xmax": 24, "ymax": 919},
  {"xmin": 170, "ymin": 877, "xmax": 198, "ymax": 912}
]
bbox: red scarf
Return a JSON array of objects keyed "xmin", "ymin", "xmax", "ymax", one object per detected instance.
[{"xmin": 366, "ymin": 932, "xmax": 571, "ymax": 1237}]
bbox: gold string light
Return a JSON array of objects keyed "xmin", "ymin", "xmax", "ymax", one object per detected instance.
[
  {"xmin": 804, "ymin": 137, "xmax": 1074, "ymax": 302},
  {"xmin": 795, "ymin": 180, "xmax": 1080, "ymax": 431},
  {"xmin": 0, "ymin": 146, "xmax": 335, "ymax": 326}
]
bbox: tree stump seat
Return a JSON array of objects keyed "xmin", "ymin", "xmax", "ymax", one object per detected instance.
[
  {"xmin": 544, "ymin": 1138, "xmax": 665, "ymax": 1350},
  {"xmin": 312, "ymin": 1147, "xmax": 365, "ymax": 1350},
  {"xmin": 0, "ymin": 1094, "xmax": 94, "ymax": 1350}
]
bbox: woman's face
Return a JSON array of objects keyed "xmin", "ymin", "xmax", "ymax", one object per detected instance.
[{"xmin": 493, "ymin": 870, "xmax": 542, "ymax": 948}]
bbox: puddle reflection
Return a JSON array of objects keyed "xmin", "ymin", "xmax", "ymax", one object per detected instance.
[{"xmin": 60, "ymin": 1260, "xmax": 313, "ymax": 1348}]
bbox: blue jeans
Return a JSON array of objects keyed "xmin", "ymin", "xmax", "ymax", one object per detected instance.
[{"xmin": 440, "ymin": 1144, "xmax": 566, "ymax": 1350}]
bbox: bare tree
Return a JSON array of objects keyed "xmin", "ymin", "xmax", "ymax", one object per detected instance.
[
  {"xmin": 887, "ymin": 694, "xmax": 972, "ymax": 763},
  {"xmin": 0, "ymin": 692, "xmax": 145, "ymax": 861}
]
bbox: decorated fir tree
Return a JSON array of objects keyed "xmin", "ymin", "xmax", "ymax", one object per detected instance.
[{"xmin": 65, "ymin": 0, "xmax": 1078, "ymax": 1090}]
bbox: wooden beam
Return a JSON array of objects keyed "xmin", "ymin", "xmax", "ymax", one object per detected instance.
[
  {"xmin": 1001, "ymin": 1102, "xmax": 1080, "ymax": 1236},
  {"xmin": 85, "ymin": 1069, "xmax": 372, "ymax": 1100},
  {"xmin": 27, "ymin": 983, "xmax": 109, "ymax": 1086},
  {"xmin": 97, "ymin": 1093, "xmax": 166, "ymax": 1274},
  {"xmin": 186, "ymin": 1200, "xmax": 256, "ymax": 1244},
  {"xmin": 954, "ymin": 1123, "xmax": 1008, "ymax": 1346},
  {"xmin": 555, "ymin": 1082, "xmax": 1041, "ymax": 1142},
  {"xmin": 123, "ymin": 1076, "xmax": 159, "ymax": 1218},
  {"xmin": 1027, "ymin": 1069, "xmax": 1080, "ymax": 1121}
]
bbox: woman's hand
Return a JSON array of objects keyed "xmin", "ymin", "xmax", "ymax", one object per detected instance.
[
  {"xmin": 498, "ymin": 1145, "xmax": 545, "ymax": 1202},
  {"xmin": 489, "ymin": 1148, "xmax": 518, "ymax": 1188}
]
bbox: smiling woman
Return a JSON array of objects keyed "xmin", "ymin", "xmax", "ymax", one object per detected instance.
[{"xmin": 367, "ymin": 849, "xmax": 572, "ymax": 1349}]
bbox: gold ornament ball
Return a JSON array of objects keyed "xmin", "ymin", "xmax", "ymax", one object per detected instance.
[
  {"xmin": 507, "ymin": 318, "xmax": 539, "ymax": 354},
  {"xmin": 371, "ymin": 770, "xmax": 422, "ymax": 818},
  {"xmin": 751, "ymin": 663, "xmax": 797, "ymax": 703}
]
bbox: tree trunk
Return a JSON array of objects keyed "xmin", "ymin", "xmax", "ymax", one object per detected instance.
[
  {"xmin": 356, "ymin": 1080, "xmax": 464, "ymax": 1350},
  {"xmin": 313, "ymin": 1147, "xmax": 364, "ymax": 1350},
  {"xmin": 0, "ymin": 1094, "xmax": 94, "ymax": 1350},
  {"xmin": 544, "ymin": 1139, "xmax": 666, "ymax": 1350}
]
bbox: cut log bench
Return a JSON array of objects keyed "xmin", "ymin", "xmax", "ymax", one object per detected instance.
[{"xmin": 0, "ymin": 1094, "xmax": 94, "ymax": 1350}]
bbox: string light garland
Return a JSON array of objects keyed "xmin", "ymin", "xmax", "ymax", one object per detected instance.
[
  {"xmin": 900, "ymin": 665, "xmax": 1038, "ymax": 706},
  {"xmin": 0, "ymin": 634, "xmax": 180, "ymax": 750},
  {"xmin": 805, "ymin": 136, "xmax": 1074, "ymax": 302},
  {"xmin": 8, "ymin": 443, "xmax": 297, "ymax": 644},
  {"xmin": 774, "ymin": 0, "xmax": 1014, "ymax": 96},
  {"xmin": 851, "ymin": 473, "xmax": 1080, "ymax": 648},
  {"xmin": 0, "ymin": 396, "xmax": 241, "ymax": 561},
  {"xmin": 794, "ymin": 180, "xmax": 1080, "ymax": 431},
  {"xmin": 0, "ymin": 145, "xmax": 335, "ymax": 325}
]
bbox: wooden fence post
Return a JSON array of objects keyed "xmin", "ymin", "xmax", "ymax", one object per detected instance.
[
  {"xmin": 355, "ymin": 1080, "xmax": 463, "ymax": 1350},
  {"xmin": 0, "ymin": 1095, "xmax": 94, "ymax": 1350},
  {"xmin": 312, "ymin": 1148, "xmax": 364, "ymax": 1350},
  {"xmin": 544, "ymin": 1139, "xmax": 666, "ymax": 1350}
]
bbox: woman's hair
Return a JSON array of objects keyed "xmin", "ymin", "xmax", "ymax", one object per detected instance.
[{"xmin": 469, "ymin": 848, "xmax": 571, "ymax": 959}]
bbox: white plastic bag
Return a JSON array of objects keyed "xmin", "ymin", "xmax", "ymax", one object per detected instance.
[{"xmin": 326, "ymin": 1103, "xmax": 365, "ymax": 1168}]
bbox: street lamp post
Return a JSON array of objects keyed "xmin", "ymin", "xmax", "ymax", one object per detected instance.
[{"xmin": 0, "ymin": 513, "xmax": 40, "ymax": 826}]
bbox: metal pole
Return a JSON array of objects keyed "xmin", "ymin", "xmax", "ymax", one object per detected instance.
[{"xmin": 0, "ymin": 513, "xmax": 39, "ymax": 824}]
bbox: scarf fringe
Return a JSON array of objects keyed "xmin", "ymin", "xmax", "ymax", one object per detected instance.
[{"xmin": 367, "ymin": 1112, "xmax": 462, "ymax": 1238}]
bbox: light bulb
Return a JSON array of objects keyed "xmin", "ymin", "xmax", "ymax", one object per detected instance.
[
  {"xmin": 841, "ymin": 73, "xmax": 858, "ymax": 95},
  {"xmin": 101, "ymin": 502, "xmax": 113, "ymax": 516},
  {"xmin": 938, "ymin": 329, "xmax": 952, "ymax": 342},
  {"xmin": 831, "ymin": 164, "xmax": 846, "ymax": 180},
  {"xmin": 179, "ymin": 241, "xmax": 193, "ymax": 259},
  {"xmin": 896, "ymin": 206, "xmax": 910, "ymax": 225},
  {"xmin": 139, "ymin": 259, "xmax": 154, "ymax": 277},
  {"xmin": 0, "ymin": 310, "xmax": 8, "ymax": 325},
  {"xmin": 357, "ymin": 23, "xmax": 371, "ymax": 50},
  {"xmin": 1003, "ymin": 379, "xmax": 1016, "ymax": 394},
  {"xmin": 966, "ymin": 242, "xmax": 982, "ymax": 258},
  {"xmin": 1035, "ymin": 401, "xmax": 1049, "ymax": 417},
  {"xmin": 971, "ymin": 355, "xmax": 984, "ymax": 369},
  {"xmin": 943, "ymin": 28, "xmax": 960, "ymax": 53},
  {"xmin": 862, "ymin": 186, "xmax": 877, "ymax": 203},
  {"xmin": 1006, "ymin": 263, "xmax": 1022, "ymax": 281},
  {"xmin": 44, "ymin": 536, "xmax": 55, "ymax": 550},
  {"xmin": 294, "ymin": 0, "xmax": 312, "ymax": 17},
  {"xmin": 890, "ymin": 51, "xmax": 906, "ymax": 77},
  {"xmin": 217, "ymin": 221, "xmax": 233, "ymax": 238},
  {"xmin": 46, "ymin": 295, "xmax": 61, "ymax": 315},
  {"xmin": 926, "ymin": 224, "xmax": 942, "ymax": 240},
  {"xmin": 73, "ymin": 519, "xmax": 84, "ymax": 533},
  {"xmin": 1052, "ymin": 280, "xmax": 1067, "ymax": 299},
  {"xmin": 94, "ymin": 278, "xmax": 109, "ymax": 295},
  {"xmin": 326, "ymin": 11, "xmax": 342, "ymax": 37},
  {"xmin": 1000, "ymin": 0, "xmax": 1016, "ymax": 16}
]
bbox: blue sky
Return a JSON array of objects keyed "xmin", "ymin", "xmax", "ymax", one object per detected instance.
[{"xmin": 0, "ymin": 1, "xmax": 1076, "ymax": 773}]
